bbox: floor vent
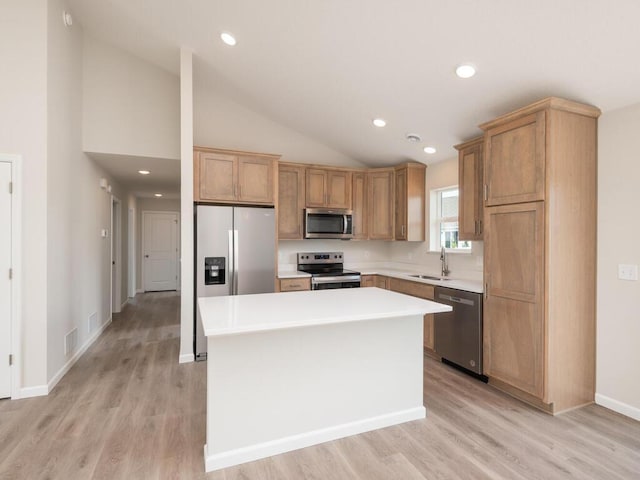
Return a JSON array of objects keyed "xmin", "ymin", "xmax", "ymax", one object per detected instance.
[{"xmin": 64, "ymin": 328, "xmax": 78, "ymax": 356}]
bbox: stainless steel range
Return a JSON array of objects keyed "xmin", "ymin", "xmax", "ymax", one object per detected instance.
[{"xmin": 297, "ymin": 252, "xmax": 361, "ymax": 290}]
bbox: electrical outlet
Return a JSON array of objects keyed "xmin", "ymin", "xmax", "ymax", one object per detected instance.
[{"xmin": 618, "ymin": 264, "xmax": 638, "ymax": 281}]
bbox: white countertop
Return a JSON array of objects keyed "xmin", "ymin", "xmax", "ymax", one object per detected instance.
[
  {"xmin": 277, "ymin": 267, "xmax": 483, "ymax": 293},
  {"xmin": 198, "ymin": 287, "xmax": 451, "ymax": 337}
]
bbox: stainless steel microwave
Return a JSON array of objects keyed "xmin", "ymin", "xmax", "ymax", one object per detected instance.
[{"xmin": 304, "ymin": 208, "xmax": 354, "ymax": 239}]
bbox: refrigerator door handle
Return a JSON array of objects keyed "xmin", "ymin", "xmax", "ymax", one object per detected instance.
[
  {"xmin": 233, "ymin": 229, "xmax": 239, "ymax": 295},
  {"xmin": 228, "ymin": 229, "xmax": 234, "ymax": 294}
]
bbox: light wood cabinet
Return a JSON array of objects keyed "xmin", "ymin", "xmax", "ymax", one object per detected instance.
[
  {"xmin": 194, "ymin": 147, "xmax": 279, "ymax": 205},
  {"xmin": 456, "ymin": 137, "xmax": 484, "ymax": 241},
  {"xmin": 278, "ymin": 278, "xmax": 311, "ymax": 292},
  {"xmin": 352, "ymin": 172, "xmax": 368, "ymax": 239},
  {"xmin": 361, "ymin": 274, "xmax": 389, "ymax": 289},
  {"xmin": 394, "ymin": 163, "xmax": 426, "ymax": 241},
  {"xmin": 367, "ymin": 168, "xmax": 394, "ymax": 240},
  {"xmin": 388, "ymin": 277, "xmax": 436, "ymax": 355},
  {"xmin": 278, "ymin": 163, "xmax": 306, "ymax": 239},
  {"xmin": 479, "ymin": 97, "xmax": 600, "ymax": 414},
  {"xmin": 305, "ymin": 168, "xmax": 352, "ymax": 209},
  {"xmin": 484, "ymin": 111, "xmax": 545, "ymax": 206}
]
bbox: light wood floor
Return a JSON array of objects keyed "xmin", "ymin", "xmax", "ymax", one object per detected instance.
[{"xmin": 1, "ymin": 292, "xmax": 638, "ymax": 480}]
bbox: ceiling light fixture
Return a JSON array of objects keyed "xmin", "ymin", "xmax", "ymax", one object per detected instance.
[
  {"xmin": 221, "ymin": 32, "xmax": 237, "ymax": 46},
  {"xmin": 154, "ymin": 193, "xmax": 163, "ymax": 197},
  {"xmin": 455, "ymin": 64, "xmax": 476, "ymax": 78},
  {"xmin": 373, "ymin": 118, "xmax": 386, "ymax": 128},
  {"xmin": 406, "ymin": 133, "xmax": 422, "ymax": 143},
  {"xmin": 423, "ymin": 146, "xmax": 437, "ymax": 154},
  {"xmin": 138, "ymin": 170, "xmax": 150, "ymax": 175}
]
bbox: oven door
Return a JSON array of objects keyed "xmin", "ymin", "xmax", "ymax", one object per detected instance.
[{"xmin": 311, "ymin": 275, "xmax": 361, "ymax": 290}]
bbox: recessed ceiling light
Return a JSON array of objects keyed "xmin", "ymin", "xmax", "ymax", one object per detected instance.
[
  {"xmin": 423, "ymin": 146, "xmax": 437, "ymax": 154},
  {"xmin": 455, "ymin": 64, "xmax": 476, "ymax": 78},
  {"xmin": 221, "ymin": 32, "xmax": 237, "ymax": 46},
  {"xmin": 373, "ymin": 118, "xmax": 386, "ymax": 127},
  {"xmin": 154, "ymin": 193, "xmax": 163, "ymax": 197},
  {"xmin": 138, "ymin": 170, "xmax": 150, "ymax": 175}
]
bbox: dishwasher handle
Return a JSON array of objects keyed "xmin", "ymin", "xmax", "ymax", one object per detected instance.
[{"xmin": 438, "ymin": 293, "xmax": 475, "ymax": 306}]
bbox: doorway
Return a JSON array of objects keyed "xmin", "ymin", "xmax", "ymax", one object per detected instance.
[
  {"xmin": 142, "ymin": 211, "xmax": 179, "ymax": 292},
  {"xmin": 0, "ymin": 154, "xmax": 20, "ymax": 400},
  {"xmin": 111, "ymin": 196, "xmax": 122, "ymax": 317}
]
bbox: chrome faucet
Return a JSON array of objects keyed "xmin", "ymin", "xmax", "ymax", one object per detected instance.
[{"xmin": 440, "ymin": 246, "xmax": 450, "ymax": 277}]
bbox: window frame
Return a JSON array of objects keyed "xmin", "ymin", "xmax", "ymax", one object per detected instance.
[{"xmin": 429, "ymin": 185, "xmax": 472, "ymax": 252}]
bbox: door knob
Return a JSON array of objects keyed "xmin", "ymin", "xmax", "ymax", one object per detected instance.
[{"xmin": 145, "ymin": 254, "xmax": 149, "ymax": 258}]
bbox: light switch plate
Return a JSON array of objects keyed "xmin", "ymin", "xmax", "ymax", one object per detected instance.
[{"xmin": 618, "ymin": 264, "xmax": 638, "ymax": 281}]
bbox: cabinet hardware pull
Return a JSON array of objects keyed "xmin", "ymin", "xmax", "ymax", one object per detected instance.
[
  {"xmin": 474, "ymin": 220, "xmax": 478, "ymax": 235},
  {"xmin": 401, "ymin": 225, "xmax": 405, "ymax": 236},
  {"xmin": 483, "ymin": 184, "xmax": 488, "ymax": 201},
  {"xmin": 479, "ymin": 220, "xmax": 482, "ymax": 234},
  {"xmin": 485, "ymin": 283, "xmax": 488, "ymax": 299}
]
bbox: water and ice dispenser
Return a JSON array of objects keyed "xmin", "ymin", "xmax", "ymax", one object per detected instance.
[{"xmin": 204, "ymin": 257, "xmax": 226, "ymax": 285}]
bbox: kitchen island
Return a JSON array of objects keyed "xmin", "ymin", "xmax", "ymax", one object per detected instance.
[{"xmin": 198, "ymin": 287, "xmax": 451, "ymax": 472}]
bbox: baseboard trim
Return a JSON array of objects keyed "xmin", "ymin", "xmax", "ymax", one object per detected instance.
[
  {"xmin": 120, "ymin": 298, "xmax": 129, "ymax": 310},
  {"xmin": 595, "ymin": 393, "xmax": 640, "ymax": 421},
  {"xmin": 136, "ymin": 289, "xmax": 144, "ymax": 294},
  {"xmin": 18, "ymin": 384, "xmax": 49, "ymax": 399},
  {"xmin": 179, "ymin": 353, "xmax": 194, "ymax": 364},
  {"xmin": 204, "ymin": 406, "xmax": 426, "ymax": 472},
  {"xmin": 47, "ymin": 318, "xmax": 113, "ymax": 394}
]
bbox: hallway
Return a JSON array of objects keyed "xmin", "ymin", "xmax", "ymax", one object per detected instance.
[{"xmin": 0, "ymin": 292, "xmax": 639, "ymax": 479}]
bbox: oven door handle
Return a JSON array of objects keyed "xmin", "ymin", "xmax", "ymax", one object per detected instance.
[{"xmin": 312, "ymin": 275, "xmax": 361, "ymax": 284}]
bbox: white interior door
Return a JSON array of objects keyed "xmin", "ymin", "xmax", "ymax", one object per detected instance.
[
  {"xmin": 143, "ymin": 212, "xmax": 179, "ymax": 292},
  {"xmin": 0, "ymin": 162, "xmax": 12, "ymax": 398}
]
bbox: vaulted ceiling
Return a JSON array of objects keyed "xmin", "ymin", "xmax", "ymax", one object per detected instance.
[{"xmin": 69, "ymin": 0, "xmax": 640, "ymax": 166}]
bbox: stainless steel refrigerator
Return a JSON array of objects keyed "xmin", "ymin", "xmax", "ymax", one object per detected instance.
[{"xmin": 194, "ymin": 205, "xmax": 276, "ymax": 360}]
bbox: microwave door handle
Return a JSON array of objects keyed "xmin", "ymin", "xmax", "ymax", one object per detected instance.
[{"xmin": 343, "ymin": 214, "xmax": 348, "ymax": 234}]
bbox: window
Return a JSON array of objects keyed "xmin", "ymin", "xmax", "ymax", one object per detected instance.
[{"xmin": 430, "ymin": 186, "xmax": 471, "ymax": 251}]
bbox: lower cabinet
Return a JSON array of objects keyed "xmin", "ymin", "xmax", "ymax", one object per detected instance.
[
  {"xmin": 278, "ymin": 278, "xmax": 311, "ymax": 292},
  {"xmin": 387, "ymin": 278, "xmax": 437, "ymax": 356}
]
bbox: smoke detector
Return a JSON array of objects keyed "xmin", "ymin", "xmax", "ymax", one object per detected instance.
[{"xmin": 406, "ymin": 133, "xmax": 422, "ymax": 143}]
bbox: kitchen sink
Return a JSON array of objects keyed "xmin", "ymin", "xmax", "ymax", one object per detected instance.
[{"xmin": 409, "ymin": 274, "xmax": 451, "ymax": 281}]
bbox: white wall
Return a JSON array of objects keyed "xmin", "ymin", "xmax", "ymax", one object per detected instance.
[
  {"xmin": 82, "ymin": 34, "xmax": 180, "ymax": 160},
  {"xmin": 0, "ymin": 0, "xmax": 49, "ymax": 391},
  {"xmin": 137, "ymin": 198, "xmax": 181, "ymax": 291},
  {"xmin": 389, "ymin": 158, "xmax": 484, "ymax": 281},
  {"xmin": 193, "ymin": 81, "xmax": 364, "ymax": 167},
  {"xmin": 596, "ymin": 102, "xmax": 640, "ymax": 420},
  {"xmin": 46, "ymin": 1, "xmax": 130, "ymax": 384}
]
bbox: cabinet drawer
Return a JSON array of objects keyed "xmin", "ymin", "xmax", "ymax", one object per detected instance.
[
  {"xmin": 279, "ymin": 278, "xmax": 311, "ymax": 292},
  {"xmin": 388, "ymin": 278, "xmax": 434, "ymax": 300}
]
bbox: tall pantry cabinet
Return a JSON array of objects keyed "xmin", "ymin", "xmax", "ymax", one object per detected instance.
[{"xmin": 480, "ymin": 97, "xmax": 600, "ymax": 414}]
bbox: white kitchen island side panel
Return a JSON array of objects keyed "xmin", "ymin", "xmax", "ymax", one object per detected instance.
[{"xmin": 204, "ymin": 314, "xmax": 425, "ymax": 471}]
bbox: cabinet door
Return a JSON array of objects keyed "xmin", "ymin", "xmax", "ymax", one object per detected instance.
[
  {"xmin": 424, "ymin": 314, "xmax": 435, "ymax": 351},
  {"xmin": 306, "ymin": 169, "xmax": 327, "ymax": 207},
  {"xmin": 278, "ymin": 164, "xmax": 305, "ymax": 239},
  {"xmin": 459, "ymin": 141, "xmax": 483, "ymax": 241},
  {"xmin": 485, "ymin": 111, "xmax": 546, "ymax": 206},
  {"xmin": 394, "ymin": 167, "xmax": 407, "ymax": 240},
  {"xmin": 351, "ymin": 172, "xmax": 368, "ymax": 239},
  {"xmin": 279, "ymin": 278, "xmax": 311, "ymax": 292},
  {"xmin": 199, "ymin": 152, "xmax": 237, "ymax": 202},
  {"xmin": 368, "ymin": 170, "xmax": 394, "ymax": 240},
  {"xmin": 237, "ymin": 156, "xmax": 274, "ymax": 204},
  {"xmin": 373, "ymin": 275, "xmax": 389, "ymax": 289},
  {"xmin": 484, "ymin": 202, "xmax": 545, "ymax": 398},
  {"xmin": 326, "ymin": 170, "xmax": 352, "ymax": 209},
  {"xmin": 360, "ymin": 275, "xmax": 375, "ymax": 287}
]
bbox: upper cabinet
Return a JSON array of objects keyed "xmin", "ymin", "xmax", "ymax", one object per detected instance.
[
  {"xmin": 351, "ymin": 171, "xmax": 368, "ymax": 239},
  {"xmin": 483, "ymin": 111, "xmax": 546, "ymax": 206},
  {"xmin": 456, "ymin": 137, "xmax": 484, "ymax": 241},
  {"xmin": 367, "ymin": 168, "xmax": 395, "ymax": 240},
  {"xmin": 305, "ymin": 168, "xmax": 352, "ymax": 209},
  {"xmin": 194, "ymin": 147, "xmax": 279, "ymax": 205},
  {"xmin": 394, "ymin": 163, "xmax": 426, "ymax": 241},
  {"xmin": 278, "ymin": 163, "xmax": 306, "ymax": 239}
]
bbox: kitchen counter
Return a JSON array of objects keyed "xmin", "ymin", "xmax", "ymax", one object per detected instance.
[
  {"xmin": 358, "ymin": 268, "xmax": 483, "ymax": 294},
  {"xmin": 199, "ymin": 288, "xmax": 451, "ymax": 472}
]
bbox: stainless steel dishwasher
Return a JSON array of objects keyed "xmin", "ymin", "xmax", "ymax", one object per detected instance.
[{"xmin": 433, "ymin": 286, "xmax": 485, "ymax": 378}]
